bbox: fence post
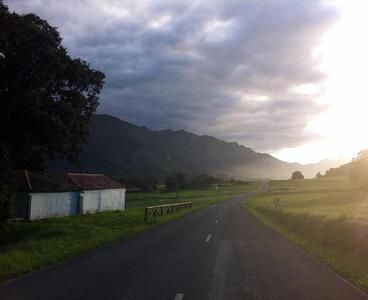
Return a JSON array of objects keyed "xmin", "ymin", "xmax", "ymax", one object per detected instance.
[{"xmin": 144, "ymin": 207, "xmax": 148, "ymax": 222}]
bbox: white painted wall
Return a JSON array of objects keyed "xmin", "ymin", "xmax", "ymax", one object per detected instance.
[
  {"xmin": 30, "ymin": 192, "xmax": 79, "ymax": 220},
  {"xmin": 28, "ymin": 188, "xmax": 125, "ymax": 220},
  {"xmin": 82, "ymin": 188, "xmax": 125, "ymax": 214}
]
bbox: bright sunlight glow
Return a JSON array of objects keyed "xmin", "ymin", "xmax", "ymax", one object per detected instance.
[{"xmin": 274, "ymin": 0, "xmax": 368, "ymax": 164}]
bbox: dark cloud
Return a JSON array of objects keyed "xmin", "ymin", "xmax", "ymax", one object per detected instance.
[{"xmin": 6, "ymin": 0, "xmax": 338, "ymax": 152}]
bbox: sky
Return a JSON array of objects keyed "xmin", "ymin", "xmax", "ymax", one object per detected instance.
[{"xmin": 5, "ymin": 0, "xmax": 368, "ymax": 164}]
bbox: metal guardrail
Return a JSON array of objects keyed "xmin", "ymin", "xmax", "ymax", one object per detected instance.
[{"xmin": 144, "ymin": 201, "xmax": 193, "ymax": 222}]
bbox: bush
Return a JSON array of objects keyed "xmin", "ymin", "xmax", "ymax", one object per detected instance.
[{"xmin": 291, "ymin": 171, "xmax": 304, "ymax": 180}]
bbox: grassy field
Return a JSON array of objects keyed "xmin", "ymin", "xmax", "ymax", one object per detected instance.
[
  {"xmin": 0, "ymin": 182, "xmax": 258, "ymax": 283},
  {"xmin": 243, "ymin": 176, "xmax": 368, "ymax": 290}
]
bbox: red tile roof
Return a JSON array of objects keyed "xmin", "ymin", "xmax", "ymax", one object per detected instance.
[
  {"xmin": 15, "ymin": 171, "xmax": 122, "ymax": 192},
  {"xmin": 67, "ymin": 173, "xmax": 122, "ymax": 190}
]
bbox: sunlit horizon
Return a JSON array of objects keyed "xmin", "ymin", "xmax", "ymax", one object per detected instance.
[{"xmin": 273, "ymin": 0, "xmax": 368, "ymax": 164}]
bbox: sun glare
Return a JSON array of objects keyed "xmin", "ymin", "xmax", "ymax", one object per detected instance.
[{"xmin": 275, "ymin": 0, "xmax": 368, "ymax": 164}]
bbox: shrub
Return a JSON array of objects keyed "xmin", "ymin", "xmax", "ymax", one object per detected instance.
[{"xmin": 291, "ymin": 171, "xmax": 304, "ymax": 180}]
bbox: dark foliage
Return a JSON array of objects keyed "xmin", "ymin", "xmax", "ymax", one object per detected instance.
[
  {"xmin": 323, "ymin": 150, "xmax": 368, "ymax": 185},
  {"xmin": 349, "ymin": 150, "xmax": 368, "ymax": 185},
  {"xmin": 165, "ymin": 173, "xmax": 226, "ymax": 191},
  {"xmin": 0, "ymin": 3, "xmax": 105, "ymax": 171},
  {"xmin": 118, "ymin": 176, "xmax": 157, "ymax": 192},
  {"xmin": 165, "ymin": 176, "xmax": 178, "ymax": 192},
  {"xmin": 291, "ymin": 170, "xmax": 304, "ymax": 180},
  {"xmin": 190, "ymin": 174, "xmax": 217, "ymax": 188},
  {"xmin": 175, "ymin": 173, "xmax": 187, "ymax": 189},
  {"xmin": 165, "ymin": 173, "xmax": 187, "ymax": 191},
  {"xmin": 0, "ymin": 145, "xmax": 15, "ymax": 223},
  {"xmin": 316, "ymin": 172, "xmax": 323, "ymax": 178},
  {"xmin": 324, "ymin": 164, "xmax": 352, "ymax": 177}
]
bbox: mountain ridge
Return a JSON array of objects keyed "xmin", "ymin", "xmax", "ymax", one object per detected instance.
[{"xmin": 49, "ymin": 114, "xmax": 340, "ymax": 179}]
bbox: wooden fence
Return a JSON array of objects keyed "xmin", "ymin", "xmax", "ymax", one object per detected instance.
[{"xmin": 144, "ymin": 201, "xmax": 192, "ymax": 222}]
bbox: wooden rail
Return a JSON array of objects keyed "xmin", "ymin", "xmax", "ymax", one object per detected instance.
[{"xmin": 144, "ymin": 201, "xmax": 193, "ymax": 222}]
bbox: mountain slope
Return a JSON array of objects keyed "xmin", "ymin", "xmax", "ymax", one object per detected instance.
[{"xmin": 49, "ymin": 114, "xmax": 339, "ymax": 179}]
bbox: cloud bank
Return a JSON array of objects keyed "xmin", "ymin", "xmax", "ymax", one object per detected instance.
[{"xmin": 6, "ymin": 0, "xmax": 338, "ymax": 152}]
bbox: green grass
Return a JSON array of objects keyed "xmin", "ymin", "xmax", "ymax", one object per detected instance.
[
  {"xmin": 243, "ymin": 176, "xmax": 368, "ymax": 290},
  {"xmin": 0, "ymin": 182, "xmax": 259, "ymax": 282}
]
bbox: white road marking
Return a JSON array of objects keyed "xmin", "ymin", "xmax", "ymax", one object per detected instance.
[
  {"xmin": 173, "ymin": 293, "xmax": 184, "ymax": 300},
  {"xmin": 215, "ymin": 220, "xmax": 218, "ymax": 224},
  {"xmin": 205, "ymin": 234, "xmax": 212, "ymax": 243}
]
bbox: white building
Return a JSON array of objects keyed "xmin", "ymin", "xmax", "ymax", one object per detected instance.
[{"xmin": 15, "ymin": 171, "xmax": 125, "ymax": 220}]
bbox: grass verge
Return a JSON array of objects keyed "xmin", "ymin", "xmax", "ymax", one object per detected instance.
[
  {"xmin": 0, "ymin": 182, "xmax": 259, "ymax": 282},
  {"xmin": 243, "ymin": 177, "xmax": 368, "ymax": 290}
]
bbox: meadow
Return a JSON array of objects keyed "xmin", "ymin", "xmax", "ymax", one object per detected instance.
[
  {"xmin": 243, "ymin": 176, "xmax": 368, "ymax": 290},
  {"xmin": 0, "ymin": 182, "xmax": 258, "ymax": 283}
]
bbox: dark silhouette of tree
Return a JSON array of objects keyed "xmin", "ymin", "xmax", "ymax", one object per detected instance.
[
  {"xmin": 165, "ymin": 173, "xmax": 187, "ymax": 194},
  {"xmin": 356, "ymin": 149, "xmax": 368, "ymax": 161},
  {"xmin": 291, "ymin": 171, "xmax": 304, "ymax": 180},
  {"xmin": 0, "ymin": 145, "xmax": 15, "ymax": 222},
  {"xmin": 0, "ymin": 3, "xmax": 105, "ymax": 171},
  {"xmin": 316, "ymin": 172, "xmax": 323, "ymax": 178},
  {"xmin": 349, "ymin": 149, "xmax": 368, "ymax": 185},
  {"xmin": 174, "ymin": 173, "xmax": 187, "ymax": 189},
  {"xmin": 165, "ymin": 176, "xmax": 178, "ymax": 192}
]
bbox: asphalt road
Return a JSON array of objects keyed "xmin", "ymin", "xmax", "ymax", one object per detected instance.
[{"xmin": 1, "ymin": 182, "xmax": 367, "ymax": 300}]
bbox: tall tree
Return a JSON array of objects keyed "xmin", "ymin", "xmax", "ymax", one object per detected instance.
[{"xmin": 0, "ymin": 3, "xmax": 105, "ymax": 171}]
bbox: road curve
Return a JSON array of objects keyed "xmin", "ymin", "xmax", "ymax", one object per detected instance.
[{"xmin": 0, "ymin": 182, "xmax": 367, "ymax": 299}]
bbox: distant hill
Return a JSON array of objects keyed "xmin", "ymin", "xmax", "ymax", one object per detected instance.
[{"xmin": 49, "ymin": 114, "xmax": 340, "ymax": 179}]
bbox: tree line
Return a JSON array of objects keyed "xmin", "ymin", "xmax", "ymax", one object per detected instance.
[
  {"xmin": 165, "ymin": 173, "xmax": 221, "ymax": 191},
  {"xmin": 317, "ymin": 149, "xmax": 368, "ymax": 185},
  {"xmin": 115, "ymin": 173, "xmax": 250, "ymax": 193}
]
